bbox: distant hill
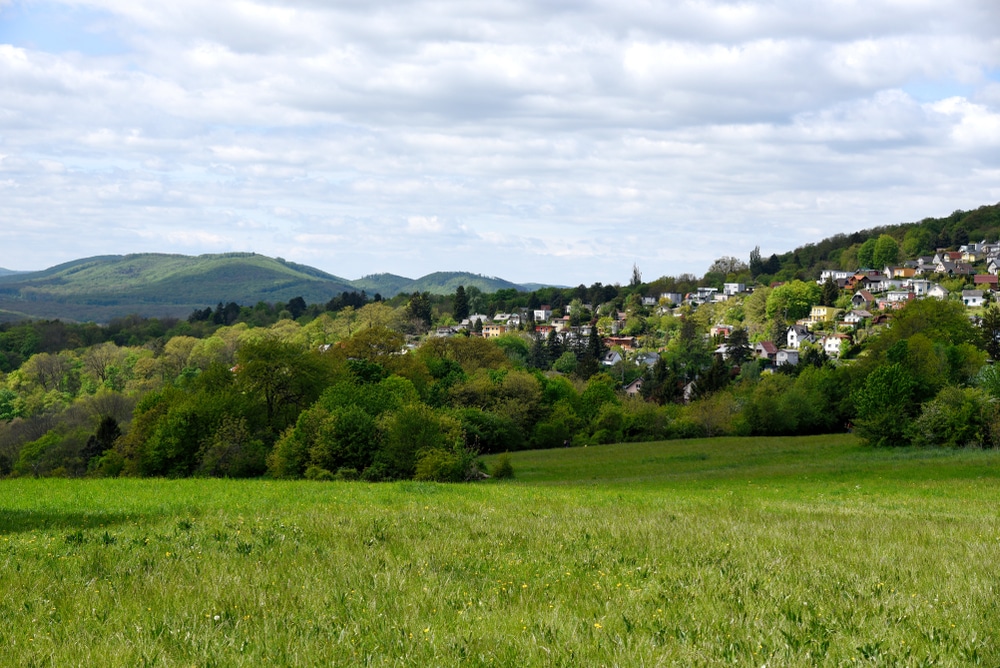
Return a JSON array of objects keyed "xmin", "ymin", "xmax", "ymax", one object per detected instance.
[
  {"xmin": 0, "ymin": 268, "xmax": 26, "ymax": 277},
  {"xmin": 0, "ymin": 253, "xmax": 356, "ymax": 322},
  {"xmin": 349, "ymin": 273, "xmax": 416, "ymax": 297},
  {"xmin": 350, "ymin": 271, "xmax": 536, "ymax": 297}
]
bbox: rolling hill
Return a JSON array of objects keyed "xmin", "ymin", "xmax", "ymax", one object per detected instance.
[
  {"xmin": 0, "ymin": 253, "xmax": 357, "ymax": 322},
  {"xmin": 0, "ymin": 254, "xmax": 546, "ymax": 323}
]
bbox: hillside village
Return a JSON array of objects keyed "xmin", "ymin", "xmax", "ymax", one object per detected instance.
[{"xmin": 433, "ymin": 239, "xmax": 1000, "ymax": 388}]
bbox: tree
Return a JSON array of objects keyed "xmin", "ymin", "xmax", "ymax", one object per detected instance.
[
  {"xmin": 407, "ymin": 292, "xmax": 433, "ymax": 328},
  {"xmin": 749, "ymin": 246, "xmax": 764, "ymax": 278},
  {"xmin": 453, "ymin": 285, "xmax": 469, "ymax": 321},
  {"xmin": 286, "ymin": 296, "xmax": 308, "ymax": 319},
  {"xmin": 765, "ymin": 281, "xmax": 821, "ymax": 321},
  {"xmin": 235, "ymin": 337, "xmax": 332, "ymax": 435},
  {"xmin": 981, "ymin": 304, "xmax": 1000, "ymax": 361},
  {"xmin": 852, "ymin": 363, "xmax": 915, "ymax": 447},
  {"xmin": 872, "ymin": 234, "xmax": 900, "ymax": 269},
  {"xmin": 630, "ymin": 263, "xmax": 643, "ymax": 287},
  {"xmin": 726, "ymin": 327, "xmax": 752, "ymax": 366},
  {"xmin": 708, "ymin": 256, "xmax": 749, "ymax": 276},
  {"xmin": 820, "ymin": 277, "xmax": 839, "ymax": 307},
  {"xmin": 856, "ymin": 238, "xmax": 877, "ymax": 268}
]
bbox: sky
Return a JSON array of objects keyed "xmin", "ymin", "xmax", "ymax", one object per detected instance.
[{"xmin": 1, "ymin": 0, "xmax": 999, "ymax": 286}]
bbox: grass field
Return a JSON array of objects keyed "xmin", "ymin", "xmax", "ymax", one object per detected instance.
[{"xmin": 3, "ymin": 433, "xmax": 1000, "ymax": 666}]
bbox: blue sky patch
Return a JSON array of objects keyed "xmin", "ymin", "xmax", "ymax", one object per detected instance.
[{"xmin": 0, "ymin": 1, "xmax": 128, "ymax": 55}]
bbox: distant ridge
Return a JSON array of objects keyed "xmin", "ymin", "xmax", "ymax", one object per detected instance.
[
  {"xmin": 0, "ymin": 268, "xmax": 25, "ymax": 277},
  {"xmin": 0, "ymin": 253, "xmax": 356, "ymax": 322},
  {"xmin": 349, "ymin": 271, "xmax": 557, "ymax": 296},
  {"xmin": 0, "ymin": 254, "xmax": 552, "ymax": 323}
]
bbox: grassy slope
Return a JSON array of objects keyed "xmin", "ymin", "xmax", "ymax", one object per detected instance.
[{"xmin": 3, "ymin": 435, "xmax": 1000, "ymax": 665}]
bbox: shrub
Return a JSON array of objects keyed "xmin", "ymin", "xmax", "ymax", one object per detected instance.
[
  {"xmin": 333, "ymin": 467, "xmax": 359, "ymax": 481},
  {"xmin": 909, "ymin": 386, "xmax": 996, "ymax": 448},
  {"xmin": 304, "ymin": 465, "xmax": 335, "ymax": 481},
  {"xmin": 490, "ymin": 454, "xmax": 514, "ymax": 479}
]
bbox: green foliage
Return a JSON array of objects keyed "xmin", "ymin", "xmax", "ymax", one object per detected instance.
[
  {"xmin": 197, "ymin": 415, "xmax": 267, "ymax": 478},
  {"xmin": 413, "ymin": 442, "xmax": 481, "ymax": 482},
  {"xmin": 908, "ymin": 386, "xmax": 998, "ymax": 448},
  {"xmin": 376, "ymin": 404, "xmax": 463, "ymax": 480},
  {"xmin": 765, "ymin": 281, "xmax": 822, "ymax": 321},
  {"xmin": 856, "ymin": 238, "xmax": 877, "ymax": 268},
  {"xmin": 852, "ymin": 363, "xmax": 916, "ymax": 447},
  {"xmin": 872, "ymin": 234, "xmax": 900, "ymax": 268},
  {"xmin": 489, "ymin": 452, "xmax": 514, "ymax": 479}
]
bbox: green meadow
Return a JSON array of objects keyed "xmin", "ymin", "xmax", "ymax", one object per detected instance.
[{"xmin": 3, "ymin": 434, "xmax": 1000, "ymax": 666}]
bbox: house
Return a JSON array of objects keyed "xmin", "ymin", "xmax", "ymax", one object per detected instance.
[
  {"xmin": 634, "ymin": 352, "xmax": 660, "ymax": 367},
  {"xmin": 843, "ymin": 309, "xmax": 871, "ymax": 325},
  {"xmin": 907, "ymin": 279, "xmax": 932, "ymax": 296},
  {"xmin": 819, "ymin": 270, "xmax": 854, "ymax": 283},
  {"xmin": 481, "ymin": 324, "xmax": 507, "ymax": 338},
  {"xmin": 974, "ymin": 275, "xmax": 999, "ymax": 291},
  {"xmin": 713, "ymin": 344, "xmax": 730, "ymax": 360},
  {"xmin": 962, "ymin": 290, "xmax": 985, "ymax": 308},
  {"xmin": 604, "ymin": 336, "xmax": 637, "ymax": 350},
  {"xmin": 754, "ymin": 341, "xmax": 778, "ymax": 363},
  {"xmin": 601, "ymin": 350, "xmax": 623, "ymax": 366},
  {"xmin": 927, "ymin": 284, "xmax": 950, "ymax": 300},
  {"xmin": 659, "ymin": 292, "xmax": 683, "ymax": 306},
  {"xmin": 886, "ymin": 291, "xmax": 915, "ymax": 304},
  {"xmin": 624, "ymin": 377, "xmax": 644, "ymax": 396},
  {"xmin": 641, "ymin": 296, "xmax": 657, "ymax": 307},
  {"xmin": 852, "ymin": 290, "xmax": 875, "ymax": 309},
  {"xmin": 710, "ymin": 324, "xmax": 734, "ymax": 338},
  {"xmin": 888, "ymin": 266, "xmax": 916, "ymax": 279},
  {"xmin": 786, "ymin": 325, "xmax": 814, "ymax": 350},
  {"xmin": 723, "ymin": 283, "xmax": 746, "ymax": 297},
  {"xmin": 776, "ymin": 349, "xmax": 800, "ymax": 366},
  {"xmin": 533, "ymin": 306, "xmax": 552, "ymax": 322},
  {"xmin": 809, "ymin": 305, "xmax": 841, "ymax": 325},
  {"xmin": 821, "ymin": 333, "xmax": 850, "ymax": 358}
]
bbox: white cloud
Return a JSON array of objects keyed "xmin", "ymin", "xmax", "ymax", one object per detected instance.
[{"xmin": 0, "ymin": 0, "xmax": 998, "ymax": 283}]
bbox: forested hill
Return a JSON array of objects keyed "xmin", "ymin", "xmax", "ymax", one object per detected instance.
[
  {"xmin": 0, "ymin": 255, "xmax": 545, "ymax": 323},
  {"xmin": 351, "ymin": 271, "xmax": 532, "ymax": 296},
  {"xmin": 769, "ymin": 202, "xmax": 1000, "ymax": 278},
  {"xmin": 0, "ymin": 253, "xmax": 357, "ymax": 322}
]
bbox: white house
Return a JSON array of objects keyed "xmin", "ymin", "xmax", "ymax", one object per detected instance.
[
  {"xmin": 962, "ymin": 290, "xmax": 985, "ymax": 308},
  {"xmin": 821, "ymin": 334, "xmax": 850, "ymax": 358},
  {"xmin": 843, "ymin": 309, "xmax": 871, "ymax": 325},
  {"xmin": 776, "ymin": 349, "xmax": 800, "ymax": 366},
  {"xmin": 786, "ymin": 325, "xmax": 814, "ymax": 350},
  {"xmin": 723, "ymin": 283, "xmax": 746, "ymax": 297},
  {"xmin": 928, "ymin": 285, "xmax": 950, "ymax": 300}
]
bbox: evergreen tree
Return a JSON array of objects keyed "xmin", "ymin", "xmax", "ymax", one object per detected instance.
[
  {"xmin": 453, "ymin": 285, "xmax": 469, "ymax": 321},
  {"xmin": 749, "ymin": 246, "xmax": 764, "ymax": 277},
  {"xmin": 821, "ymin": 277, "xmax": 840, "ymax": 307},
  {"xmin": 727, "ymin": 327, "xmax": 752, "ymax": 366}
]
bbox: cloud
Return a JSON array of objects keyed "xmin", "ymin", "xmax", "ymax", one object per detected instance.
[{"xmin": 0, "ymin": 0, "xmax": 998, "ymax": 283}]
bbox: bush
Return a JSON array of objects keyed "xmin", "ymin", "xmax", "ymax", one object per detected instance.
[
  {"xmin": 490, "ymin": 453, "xmax": 514, "ymax": 479},
  {"xmin": 333, "ymin": 467, "xmax": 359, "ymax": 481},
  {"xmin": 908, "ymin": 386, "xmax": 996, "ymax": 448},
  {"xmin": 304, "ymin": 465, "xmax": 335, "ymax": 481},
  {"xmin": 413, "ymin": 443, "xmax": 481, "ymax": 482}
]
